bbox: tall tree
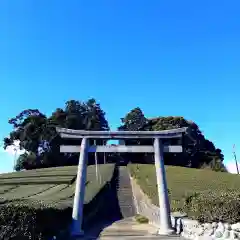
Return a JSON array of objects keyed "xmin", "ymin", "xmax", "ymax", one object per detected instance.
[
  {"xmin": 118, "ymin": 109, "xmax": 226, "ymax": 171},
  {"xmin": 119, "ymin": 107, "xmax": 148, "ymax": 131},
  {"xmin": 3, "ymin": 99, "xmax": 109, "ymax": 171},
  {"xmin": 118, "ymin": 108, "xmax": 151, "ymax": 163}
]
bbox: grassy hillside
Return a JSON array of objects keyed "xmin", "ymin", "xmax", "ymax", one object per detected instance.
[
  {"xmin": 128, "ymin": 164, "xmax": 240, "ymax": 223},
  {"xmin": 0, "ymin": 164, "xmax": 114, "ymax": 204},
  {"xmin": 0, "ymin": 164, "xmax": 115, "ymax": 240}
]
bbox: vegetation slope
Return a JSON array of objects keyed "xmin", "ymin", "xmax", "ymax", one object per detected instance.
[
  {"xmin": 128, "ymin": 164, "xmax": 240, "ymax": 223},
  {"xmin": 0, "ymin": 164, "xmax": 115, "ymax": 240}
]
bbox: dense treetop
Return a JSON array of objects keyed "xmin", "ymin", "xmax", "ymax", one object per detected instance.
[
  {"xmin": 3, "ymin": 99, "xmax": 226, "ymax": 172},
  {"xmin": 119, "ymin": 107, "xmax": 225, "ymax": 171},
  {"xmin": 3, "ymin": 99, "xmax": 109, "ymax": 171}
]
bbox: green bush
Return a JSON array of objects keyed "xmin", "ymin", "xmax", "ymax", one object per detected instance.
[
  {"xmin": 0, "ymin": 164, "xmax": 116, "ymax": 239},
  {"xmin": 0, "ymin": 200, "xmax": 72, "ymax": 240},
  {"xmin": 181, "ymin": 191, "xmax": 240, "ymax": 223}
]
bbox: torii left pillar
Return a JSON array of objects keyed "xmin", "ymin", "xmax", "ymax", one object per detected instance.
[{"xmin": 71, "ymin": 137, "xmax": 88, "ymax": 237}]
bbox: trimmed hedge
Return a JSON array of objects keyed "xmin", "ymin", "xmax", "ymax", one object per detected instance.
[
  {"xmin": 0, "ymin": 166, "xmax": 78, "ymax": 180},
  {"xmin": 180, "ymin": 191, "xmax": 240, "ymax": 223},
  {"xmin": 0, "ymin": 185, "xmax": 57, "ymax": 203},
  {"xmin": 128, "ymin": 164, "xmax": 240, "ymax": 223},
  {"xmin": 0, "ymin": 200, "xmax": 72, "ymax": 240},
  {"xmin": 0, "ymin": 164, "xmax": 116, "ymax": 239},
  {"xmin": 0, "ymin": 166, "xmax": 78, "ymax": 185}
]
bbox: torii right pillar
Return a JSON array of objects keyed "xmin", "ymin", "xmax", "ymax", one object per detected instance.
[{"xmin": 154, "ymin": 138, "xmax": 174, "ymax": 235}]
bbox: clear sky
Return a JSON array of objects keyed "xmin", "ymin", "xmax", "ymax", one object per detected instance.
[{"xmin": 0, "ymin": 0, "xmax": 240, "ymax": 173}]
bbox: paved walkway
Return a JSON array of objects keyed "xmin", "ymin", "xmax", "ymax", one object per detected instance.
[{"xmin": 82, "ymin": 217, "xmax": 184, "ymax": 239}]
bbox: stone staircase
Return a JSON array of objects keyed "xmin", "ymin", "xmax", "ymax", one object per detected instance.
[
  {"xmin": 79, "ymin": 165, "xmax": 185, "ymax": 239},
  {"xmin": 117, "ymin": 166, "xmax": 136, "ymax": 218}
]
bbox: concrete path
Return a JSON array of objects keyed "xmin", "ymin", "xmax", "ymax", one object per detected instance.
[{"xmin": 82, "ymin": 217, "xmax": 184, "ymax": 239}]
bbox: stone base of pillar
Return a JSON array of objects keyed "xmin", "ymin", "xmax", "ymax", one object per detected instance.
[{"xmin": 157, "ymin": 228, "xmax": 175, "ymax": 235}]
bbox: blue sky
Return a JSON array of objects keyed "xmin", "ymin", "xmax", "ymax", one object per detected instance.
[{"xmin": 0, "ymin": 0, "xmax": 240, "ymax": 173}]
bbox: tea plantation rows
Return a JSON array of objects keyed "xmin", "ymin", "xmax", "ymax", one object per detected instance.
[
  {"xmin": 128, "ymin": 164, "xmax": 240, "ymax": 223},
  {"xmin": 0, "ymin": 164, "xmax": 115, "ymax": 240}
]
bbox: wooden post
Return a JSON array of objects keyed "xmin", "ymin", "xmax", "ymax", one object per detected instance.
[
  {"xmin": 154, "ymin": 138, "xmax": 174, "ymax": 235},
  {"xmin": 71, "ymin": 138, "xmax": 88, "ymax": 237}
]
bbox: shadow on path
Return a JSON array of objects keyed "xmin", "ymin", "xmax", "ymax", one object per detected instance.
[{"xmin": 83, "ymin": 165, "xmax": 124, "ymax": 239}]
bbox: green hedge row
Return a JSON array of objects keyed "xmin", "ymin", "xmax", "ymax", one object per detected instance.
[
  {"xmin": 0, "ymin": 164, "xmax": 117, "ymax": 240},
  {"xmin": 0, "ymin": 200, "xmax": 72, "ymax": 240},
  {"xmin": 128, "ymin": 164, "xmax": 240, "ymax": 223},
  {"xmin": 179, "ymin": 191, "xmax": 240, "ymax": 223}
]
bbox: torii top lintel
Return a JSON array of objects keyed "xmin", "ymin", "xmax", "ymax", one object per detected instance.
[{"xmin": 56, "ymin": 127, "xmax": 190, "ymax": 139}]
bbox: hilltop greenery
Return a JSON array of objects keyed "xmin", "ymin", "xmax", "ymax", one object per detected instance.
[
  {"xmin": 4, "ymin": 101, "xmax": 225, "ymax": 171},
  {"xmin": 119, "ymin": 107, "xmax": 226, "ymax": 171},
  {"xmin": 3, "ymin": 99, "xmax": 109, "ymax": 171}
]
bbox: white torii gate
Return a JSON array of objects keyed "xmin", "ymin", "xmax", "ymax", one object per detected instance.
[{"xmin": 56, "ymin": 127, "xmax": 188, "ymax": 237}]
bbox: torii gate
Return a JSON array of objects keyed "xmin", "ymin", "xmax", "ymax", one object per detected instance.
[{"xmin": 56, "ymin": 127, "xmax": 189, "ymax": 237}]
